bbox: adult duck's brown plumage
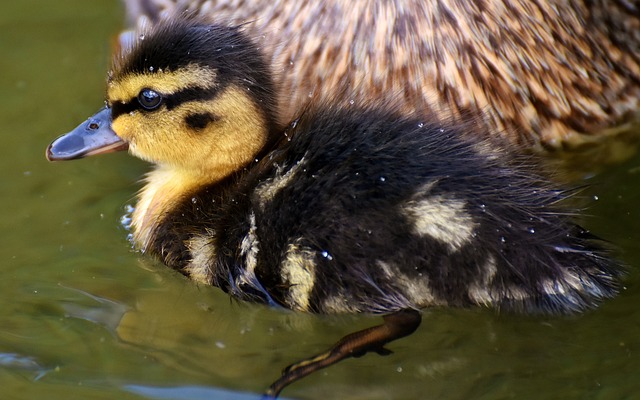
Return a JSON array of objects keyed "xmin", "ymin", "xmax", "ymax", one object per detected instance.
[
  {"xmin": 47, "ymin": 16, "xmax": 623, "ymax": 396},
  {"xmin": 122, "ymin": 0, "xmax": 640, "ymax": 170}
]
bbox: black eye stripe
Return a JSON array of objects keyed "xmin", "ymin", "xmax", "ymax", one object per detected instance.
[
  {"xmin": 110, "ymin": 85, "xmax": 221, "ymax": 119},
  {"xmin": 111, "ymin": 100, "xmax": 138, "ymax": 119},
  {"xmin": 165, "ymin": 86, "xmax": 220, "ymax": 110}
]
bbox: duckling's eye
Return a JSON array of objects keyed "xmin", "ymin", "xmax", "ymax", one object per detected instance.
[{"xmin": 137, "ymin": 88, "xmax": 163, "ymax": 110}]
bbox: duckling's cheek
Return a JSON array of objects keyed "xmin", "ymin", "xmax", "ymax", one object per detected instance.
[
  {"xmin": 111, "ymin": 114, "xmax": 136, "ymax": 143},
  {"xmin": 111, "ymin": 111, "xmax": 178, "ymax": 163},
  {"xmin": 112, "ymin": 114, "xmax": 153, "ymax": 160}
]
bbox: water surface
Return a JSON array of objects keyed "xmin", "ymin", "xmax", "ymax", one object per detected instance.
[{"xmin": 2, "ymin": 1, "xmax": 640, "ymax": 399}]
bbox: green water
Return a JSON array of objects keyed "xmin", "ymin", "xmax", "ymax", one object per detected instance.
[{"xmin": 2, "ymin": 1, "xmax": 640, "ymax": 399}]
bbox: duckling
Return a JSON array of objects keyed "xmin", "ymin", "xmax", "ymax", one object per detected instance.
[
  {"xmin": 47, "ymin": 17, "xmax": 622, "ymax": 397},
  {"xmin": 121, "ymin": 0, "xmax": 640, "ymax": 170}
]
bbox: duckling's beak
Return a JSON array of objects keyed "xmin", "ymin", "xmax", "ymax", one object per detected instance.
[{"xmin": 46, "ymin": 107, "xmax": 128, "ymax": 161}]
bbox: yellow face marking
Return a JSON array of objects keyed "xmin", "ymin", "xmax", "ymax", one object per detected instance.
[
  {"xmin": 114, "ymin": 76, "xmax": 269, "ymax": 249},
  {"xmin": 112, "ymin": 85, "xmax": 267, "ymax": 178},
  {"xmin": 109, "ymin": 61, "xmax": 270, "ymax": 250},
  {"xmin": 107, "ymin": 64, "xmax": 217, "ymax": 103}
]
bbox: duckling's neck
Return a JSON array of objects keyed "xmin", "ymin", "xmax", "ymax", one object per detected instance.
[{"xmin": 132, "ymin": 164, "xmax": 224, "ymax": 251}]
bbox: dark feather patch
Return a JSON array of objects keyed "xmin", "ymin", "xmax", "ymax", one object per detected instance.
[{"xmin": 185, "ymin": 112, "xmax": 218, "ymax": 130}]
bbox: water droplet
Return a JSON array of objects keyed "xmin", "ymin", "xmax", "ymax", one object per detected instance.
[
  {"xmin": 417, "ymin": 122, "xmax": 424, "ymax": 128},
  {"xmin": 593, "ymin": 195, "xmax": 599, "ymax": 201},
  {"xmin": 120, "ymin": 214, "xmax": 132, "ymax": 230},
  {"xmin": 500, "ymin": 236, "xmax": 506, "ymax": 244},
  {"xmin": 479, "ymin": 204, "xmax": 486, "ymax": 212},
  {"xmin": 321, "ymin": 251, "xmax": 333, "ymax": 261},
  {"xmin": 349, "ymin": 99, "xmax": 355, "ymax": 105},
  {"xmin": 139, "ymin": 34, "xmax": 145, "ymax": 40},
  {"xmin": 191, "ymin": 197, "xmax": 197, "ymax": 204},
  {"xmin": 215, "ymin": 341, "xmax": 226, "ymax": 349},
  {"xmin": 379, "ymin": 176, "xmax": 386, "ymax": 182},
  {"xmin": 396, "ymin": 366, "xmax": 403, "ymax": 373},
  {"xmin": 528, "ymin": 228, "xmax": 535, "ymax": 234}
]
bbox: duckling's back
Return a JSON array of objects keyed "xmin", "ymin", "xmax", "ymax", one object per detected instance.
[{"xmin": 164, "ymin": 105, "xmax": 621, "ymax": 315}]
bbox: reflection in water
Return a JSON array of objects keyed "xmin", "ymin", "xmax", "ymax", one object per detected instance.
[
  {"xmin": 60, "ymin": 285, "xmax": 129, "ymax": 332},
  {"xmin": 0, "ymin": 352, "xmax": 49, "ymax": 380},
  {"xmin": 124, "ymin": 384, "xmax": 275, "ymax": 400}
]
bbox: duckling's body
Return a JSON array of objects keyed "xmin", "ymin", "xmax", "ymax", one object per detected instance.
[
  {"xmin": 48, "ymin": 18, "xmax": 621, "ymax": 315},
  {"xmin": 123, "ymin": 0, "xmax": 640, "ymax": 167},
  {"xmin": 142, "ymin": 104, "xmax": 620, "ymax": 314}
]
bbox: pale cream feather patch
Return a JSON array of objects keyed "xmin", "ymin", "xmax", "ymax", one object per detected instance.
[
  {"xmin": 185, "ymin": 234, "xmax": 217, "ymax": 285},
  {"xmin": 403, "ymin": 194, "xmax": 478, "ymax": 252},
  {"xmin": 281, "ymin": 241, "xmax": 317, "ymax": 312}
]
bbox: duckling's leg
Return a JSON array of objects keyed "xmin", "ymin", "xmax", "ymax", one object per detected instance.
[{"xmin": 264, "ymin": 309, "xmax": 422, "ymax": 398}]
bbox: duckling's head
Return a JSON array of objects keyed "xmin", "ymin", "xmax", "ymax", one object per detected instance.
[{"xmin": 48, "ymin": 18, "xmax": 277, "ymax": 182}]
